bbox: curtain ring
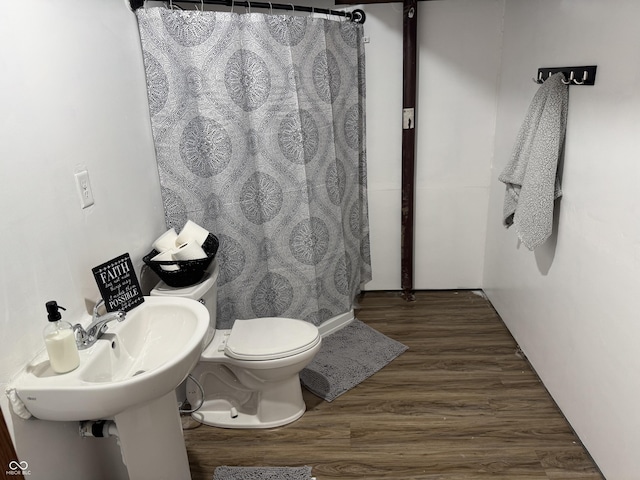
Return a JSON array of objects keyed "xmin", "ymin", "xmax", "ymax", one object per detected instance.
[
  {"xmin": 290, "ymin": 3, "xmax": 295, "ymax": 12},
  {"xmin": 247, "ymin": 0, "xmax": 251, "ymax": 13},
  {"xmin": 269, "ymin": 1, "xmax": 273, "ymax": 14},
  {"xmin": 230, "ymin": 0, "xmax": 235, "ymax": 13},
  {"xmin": 201, "ymin": 0, "xmax": 204, "ymax": 11},
  {"xmin": 310, "ymin": 6, "xmax": 314, "ymax": 18}
]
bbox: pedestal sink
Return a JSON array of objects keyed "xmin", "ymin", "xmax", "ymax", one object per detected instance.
[{"xmin": 11, "ymin": 296, "xmax": 209, "ymax": 480}]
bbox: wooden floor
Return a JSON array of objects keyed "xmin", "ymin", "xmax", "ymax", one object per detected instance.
[{"xmin": 183, "ymin": 291, "xmax": 603, "ymax": 479}]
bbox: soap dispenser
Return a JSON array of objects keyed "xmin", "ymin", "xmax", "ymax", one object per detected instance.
[{"xmin": 44, "ymin": 301, "xmax": 80, "ymax": 374}]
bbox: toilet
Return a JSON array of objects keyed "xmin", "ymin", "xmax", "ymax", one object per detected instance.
[{"xmin": 150, "ymin": 261, "xmax": 322, "ymax": 429}]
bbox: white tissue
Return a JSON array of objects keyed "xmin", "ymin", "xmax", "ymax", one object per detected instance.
[
  {"xmin": 176, "ymin": 220, "xmax": 210, "ymax": 247},
  {"xmin": 153, "ymin": 228, "xmax": 178, "ymax": 252},
  {"xmin": 5, "ymin": 387, "xmax": 32, "ymax": 419},
  {"xmin": 151, "ymin": 249, "xmax": 180, "ymax": 271},
  {"xmin": 174, "ymin": 240, "xmax": 207, "ymax": 260}
]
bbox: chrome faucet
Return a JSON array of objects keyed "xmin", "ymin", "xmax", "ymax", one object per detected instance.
[{"xmin": 74, "ymin": 299, "xmax": 126, "ymax": 350}]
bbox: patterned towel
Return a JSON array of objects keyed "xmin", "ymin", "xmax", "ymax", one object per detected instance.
[{"xmin": 499, "ymin": 72, "xmax": 569, "ymax": 250}]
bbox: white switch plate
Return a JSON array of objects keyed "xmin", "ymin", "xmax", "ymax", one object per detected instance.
[
  {"xmin": 402, "ymin": 108, "xmax": 415, "ymax": 129},
  {"xmin": 74, "ymin": 170, "xmax": 95, "ymax": 208}
]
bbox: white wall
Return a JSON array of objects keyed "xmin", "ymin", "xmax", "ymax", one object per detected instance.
[
  {"xmin": 364, "ymin": 0, "xmax": 503, "ymax": 290},
  {"xmin": 360, "ymin": 2, "xmax": 404, "ymax": 289},
  {"xmin": 0, "ymin": 0, "xmax": 165, "ymax": 478},
  {"xmin": 484, "ymin": 1, "xmax": 640, "ymax": 478}
]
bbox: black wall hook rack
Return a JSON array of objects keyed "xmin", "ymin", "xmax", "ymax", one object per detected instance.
[{"xmin": 533, "ymin": 65, "xmax": 597, "ymax": 86}]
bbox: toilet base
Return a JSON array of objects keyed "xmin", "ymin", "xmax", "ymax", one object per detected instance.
[
  {"xmin": 192, "ymin": 400, "xmax": 305, "ymax": 429},
  {"xmin": 189, "ymin": 373, "xmax": 307, "ymax": 429}
]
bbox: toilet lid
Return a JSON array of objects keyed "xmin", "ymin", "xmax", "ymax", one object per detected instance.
[{"xmin": 225, "ymin": 317, "xmax": 320, "ymax": 361}]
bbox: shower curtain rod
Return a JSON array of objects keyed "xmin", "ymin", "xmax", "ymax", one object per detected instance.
[{"xmin": 129, "ymin": 0, "xmax": 366, "ymax": 23}]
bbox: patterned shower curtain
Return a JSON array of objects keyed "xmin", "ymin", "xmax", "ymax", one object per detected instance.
[{"xmin": 136, "ymin": 8, "xmax": 371, "ymax": 329}]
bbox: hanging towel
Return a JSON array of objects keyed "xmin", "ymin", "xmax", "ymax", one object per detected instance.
[{"xmin": 499, "ymin": 72, "xmax": 569, "ymax": 250}]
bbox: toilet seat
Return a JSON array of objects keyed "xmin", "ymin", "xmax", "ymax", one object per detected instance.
[{"xmin": 225, "ymin": 317, "xmax": 321, "ymax": 361}]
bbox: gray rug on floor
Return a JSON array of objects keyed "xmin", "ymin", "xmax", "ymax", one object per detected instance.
[
  {"xmin": 213, "ymin": 466, "xmax": 313, "ymax": 480},
  {"xmin": 300, "ymin": 319, "xmax": 408, "ymax": 402}
]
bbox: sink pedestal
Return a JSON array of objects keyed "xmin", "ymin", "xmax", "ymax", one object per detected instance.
[{"xmin": 114, "ymin": 391, "xmax": 191, "ymax": 480}]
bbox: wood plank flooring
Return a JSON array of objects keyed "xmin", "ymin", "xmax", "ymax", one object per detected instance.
[{"xmin": 183, "ymin": 290, "xmax": 603, "ymax": 479}]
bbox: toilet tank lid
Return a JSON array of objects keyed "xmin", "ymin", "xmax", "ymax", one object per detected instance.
[{"xmin": 225, "ymin": 317, "xmax": 320, "ymax": 361}]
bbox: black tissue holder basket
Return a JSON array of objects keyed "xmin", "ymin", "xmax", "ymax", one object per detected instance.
[{"xmin": 143, "ymin": 233, "xmax": 219, "ymax": 288}]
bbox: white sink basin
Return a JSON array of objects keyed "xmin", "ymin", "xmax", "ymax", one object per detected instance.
[{"xmin": 13, "ymin": 296, "xmax": 209, "ymax": 421}]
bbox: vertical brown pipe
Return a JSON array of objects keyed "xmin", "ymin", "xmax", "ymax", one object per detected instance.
[{"xmin": 401, "ymin": 0, "xmax": 417, "ymax": 301}]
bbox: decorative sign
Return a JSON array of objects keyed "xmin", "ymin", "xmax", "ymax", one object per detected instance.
[{"xmin": 92, "ymin": 253, "xmax": 144, "ymax": 312}]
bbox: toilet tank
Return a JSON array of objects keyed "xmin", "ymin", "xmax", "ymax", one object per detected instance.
[{"xmin": 150, "ymin": 261, "xmax": 219, "ymax": 346}]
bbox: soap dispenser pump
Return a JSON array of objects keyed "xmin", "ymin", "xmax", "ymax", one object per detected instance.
[{"xmin": 44, "ymin": 301, "xmax": 80, "ymax": 374}]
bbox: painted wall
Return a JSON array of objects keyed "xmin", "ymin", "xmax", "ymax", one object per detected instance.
[
  {"xmin": 0, "ymin": 0, "xmax": 164, "ymax": 478},
  {"xmin": 483, "ymin": 1, "xmax": 640, "ymax": 478},
  {"xmin": 364, "ymin": 0, "xmax": 503, "ymax": 290}
]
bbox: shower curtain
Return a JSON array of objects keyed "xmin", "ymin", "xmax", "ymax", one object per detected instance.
[{"xmin": 136, "ymin": 7, "xmax": 371, "ymax": 328}]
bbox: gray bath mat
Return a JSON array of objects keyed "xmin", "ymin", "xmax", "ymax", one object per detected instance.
[
  {"xmin": 213, "ymin": 466, "xmax": 313, "ymax": 480},
  {"xmin": 300, "ymin": 319, "xmax": 408, "ymax": 402}
]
